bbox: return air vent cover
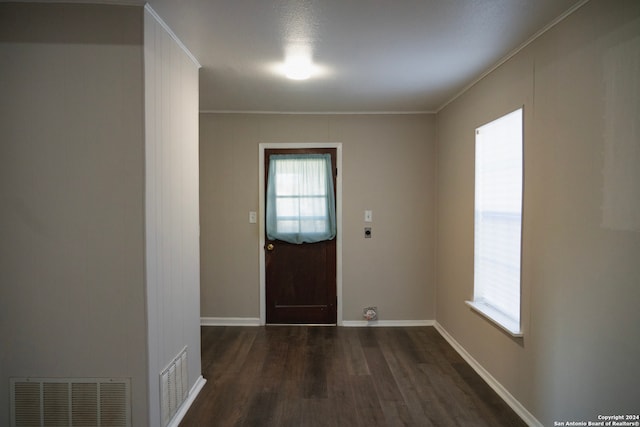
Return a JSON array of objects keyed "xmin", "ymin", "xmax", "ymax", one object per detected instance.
[
  {"xmin": 160, "ymin": 346, "xmax": 188, "ymax": 427},
  {"xmin": 10, "ymin": 377, "xmax": 131, "ymax": 427}
]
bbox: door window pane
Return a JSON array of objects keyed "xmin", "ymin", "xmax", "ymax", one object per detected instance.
[{"xmin": 266, "ymin": 154, "xmax": 336, "ymax": 244}]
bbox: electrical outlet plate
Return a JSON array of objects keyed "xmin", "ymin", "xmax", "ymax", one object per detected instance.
[
  {"xmin": 363, "ymin": 306, "xmax": 377, "ymax": 321},
  {"xmin": 364, "ymin": 227, "xmax": 372, "ymax": 238}
]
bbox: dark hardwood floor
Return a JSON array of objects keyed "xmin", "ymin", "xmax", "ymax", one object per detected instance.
[{"xmin": 180, "ymin": 326, "xmax": 526, "ymax": 427}]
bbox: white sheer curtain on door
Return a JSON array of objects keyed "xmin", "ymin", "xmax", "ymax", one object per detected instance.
[{"xmin": 266, "ymin": 154, "xmax": 336, "ymax": 244}]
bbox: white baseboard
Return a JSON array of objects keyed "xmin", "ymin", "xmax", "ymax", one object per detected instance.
[
  {"xmin": 433, "ymin": 322, "xmax": 542, "ymax": 427},
  {"xmin": 201, "ymin": 317, "xmax": 261, "ymax": 326},
  {"xmin": 167, "ymin": 375, "xmax": 206, "ymax": 427},
  {"xmin": 342, "ymin": 319, "xmax": 435, "ymax": 327},
  {"xmin": 200, "ymin": 318, "xmax": 434, "ymax": 327}
]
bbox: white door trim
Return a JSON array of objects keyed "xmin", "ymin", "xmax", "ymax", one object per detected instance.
[{"xmin": 259, "ymin": 143, "xmax": 343, "ymax": 326}]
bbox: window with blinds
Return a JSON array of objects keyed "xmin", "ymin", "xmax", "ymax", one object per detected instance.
[{"xmin": 467, "ymin": 108, "xmax": 523, "ymax": 337}]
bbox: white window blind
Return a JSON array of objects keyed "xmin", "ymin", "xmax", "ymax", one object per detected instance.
[{"xmin": 468, "ymin": 108, "xmax": 523, "ymax": 336}]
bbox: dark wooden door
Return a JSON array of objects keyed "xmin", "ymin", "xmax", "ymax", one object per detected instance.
[{"xmin": 265, "ymin": 148, "xmax": 337, "ymax": 324}]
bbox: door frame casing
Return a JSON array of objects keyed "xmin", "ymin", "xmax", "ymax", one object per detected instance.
[{"xmin": 259, "ymin": 142, "xmax": 343, "ymax": 326}]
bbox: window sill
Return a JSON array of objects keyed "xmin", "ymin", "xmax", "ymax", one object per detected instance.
[{"xmin": 465, "ymin": 301, "xmax": 523, "ymax": 337}]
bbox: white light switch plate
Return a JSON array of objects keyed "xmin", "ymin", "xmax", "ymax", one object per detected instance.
[
  {"xmin": 249, "ymin": 211, "xmax": 257, "ymax": 223},
  {"xmin": 364, "ymin": 210, "xmax": 373, "ymax": 222}
]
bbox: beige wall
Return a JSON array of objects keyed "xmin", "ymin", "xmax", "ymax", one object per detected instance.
[
  {"xmin": 0, "ymin": 4, "xmax": 203, "ymax": 426},
  {"xmin": 144, "ymin": 7, "xmax": 202, "ymax": 426},
  {"xmin": 436, "ymin": 1, "xmax": 640, "ymax": 425},
  {"xmin": 3, "ymin": 0, "xmax": 638, "ymax": 425},
  {"xmin": 0, "ymin": 4, "xmax": 148, "ymax": 425},
  {"xmin": 200, "ymin": 114, "xmax": 437, "ymax": 322}
]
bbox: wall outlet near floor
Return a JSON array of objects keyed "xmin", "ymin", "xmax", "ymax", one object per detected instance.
[{"xmin": 363, "ymin": 306, "xmax": 378, "ymax": 321}]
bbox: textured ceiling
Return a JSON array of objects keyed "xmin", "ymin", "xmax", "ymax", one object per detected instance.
[{"xmin": 146, "ymin": 0, "xmax": 585, "ymax": 113}]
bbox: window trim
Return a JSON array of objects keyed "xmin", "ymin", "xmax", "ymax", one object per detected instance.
[
  {"xmin": 465, "ymin": 300, "xmax": 523, "ymax": 337},
  {"xmin": 466, "ymin": 107, "xmax": 524, "ymax": 338}
]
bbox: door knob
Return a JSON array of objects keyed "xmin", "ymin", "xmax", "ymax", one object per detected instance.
[{"xmin": 266, "ymin": 243, "xmax": 275, "ymax": 251}]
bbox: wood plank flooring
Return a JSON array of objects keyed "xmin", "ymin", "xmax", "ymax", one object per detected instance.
[{"xmin": 179, "ymin": 326, "xmax": 526, "ymax": 427}]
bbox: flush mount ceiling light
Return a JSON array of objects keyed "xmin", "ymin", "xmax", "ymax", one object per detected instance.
[
  {"xmin": 275, "ymin": 44, "xmax": 321, "ymax": 81},
  {"xmin": 269, "ymin": 43, "xmax": 330, "ymax": 81},
  {"xmin": 283, "ymin": 55, "xmax": 313, "ymax": 80},
  {"xmin": 269, "ymin": 2, "xmax": 329, "ymax": 82},
  {"xmin": 269, "ymin": 56, "xmax": 329, "ymax": 81}
]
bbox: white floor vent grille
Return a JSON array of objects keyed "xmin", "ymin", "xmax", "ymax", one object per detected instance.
[
  {"xmin": 160, "ymin": 346, "xmax": 188, "ymax": 427},
  {"xmin": 10, "ymin": 377, "xmax": 131, "ymax": 427}
]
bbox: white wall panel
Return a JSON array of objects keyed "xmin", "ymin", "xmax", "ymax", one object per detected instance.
[{"xmin": 144, "ymin": 7, "xmax": 201, "ymax": 427}]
